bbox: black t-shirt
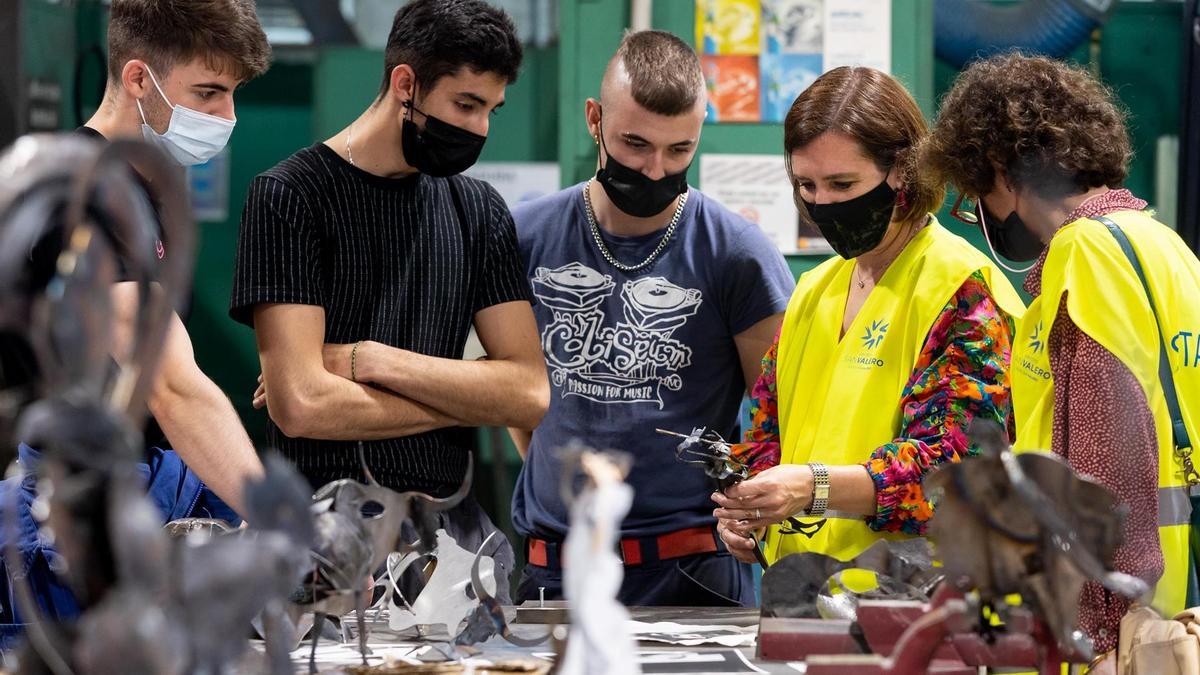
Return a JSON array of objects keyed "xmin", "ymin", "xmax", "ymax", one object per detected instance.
[{"xmin": 229, "ymin": 143, "xmax": 532, "ymax": 495}]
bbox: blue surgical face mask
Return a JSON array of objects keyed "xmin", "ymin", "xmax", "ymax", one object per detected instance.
[{"xmin": 136, "ymin": 66, "xmax": 235, "ymax": 166}]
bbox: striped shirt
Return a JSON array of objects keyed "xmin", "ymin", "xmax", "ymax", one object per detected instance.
[{"xmin": 229, "ymin": 143, "xmax": 531, "ymax": 495}]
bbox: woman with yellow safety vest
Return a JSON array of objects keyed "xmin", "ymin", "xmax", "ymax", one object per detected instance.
[
  {"xmin": 712, "ymin": 67, "xmax": 1024, "ymax": 569},
  {"xmin": 922, "ymin": 53, "xmax": 1200, "ymax": 671}
]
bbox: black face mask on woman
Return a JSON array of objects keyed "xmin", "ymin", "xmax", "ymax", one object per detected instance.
[
  {"xmin": 400, "ymin": 99, "xmax": 487, "ymax": 178},
  {"xmin": 801, "ymin": 178, "xmax": 897, "ymax": 259},
  {"xmin": 594, "ymin": 118, "xmax": 690, "ymax": 218},
  {"xmin": 978, "ymin": 202, "xmax": 1044, "ymax": 265}
]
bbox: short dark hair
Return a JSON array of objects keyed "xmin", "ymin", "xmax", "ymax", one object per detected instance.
[
  {"xmin": 921, "ymin": 53, "xmax": 1131, "ymax": 200},
  {"xmin": 379, "ymin": 0, "xmax": 523, "ymax": 96},
  {"xmin": 785, "ymin": 66, "xmax": 943, "ymax": 226},
  {"xmin": 107, "ymin": 0, "xmax": 271, "ymax": 83},
  {"xmin": 606, "ymin": 30, "xmax": 704, "ymax": 116}
]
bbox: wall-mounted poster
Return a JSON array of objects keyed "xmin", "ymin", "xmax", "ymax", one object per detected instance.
[
  {"xmin": 700, "ymin": 153, "xmax": 834, "ymax": 255},
  {"xmin": 696, "ymin": 0, "xmax": 762, "ymax": 55},
  {"xmin": 763, "ymin": 0, "xmax": 823, "ymax": 53},
  {"xmin": 697, "ymin": 0, "xmax": 892, "ymax": 124},
  {"xmin": 702, "ymin": 55, "xmax": 761, "ymax": 123},
  {"xmin": 463, "ymin": 161, "xmax": 560, "ymax": 208}
]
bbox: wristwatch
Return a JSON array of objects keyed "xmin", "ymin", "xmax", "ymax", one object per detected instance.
[{"xmin": 805, "ymin": 462, "xmax": 830, "ymax": 517}]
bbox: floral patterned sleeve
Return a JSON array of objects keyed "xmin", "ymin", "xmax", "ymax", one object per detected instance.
[
  {"xmin": 864, "ymin": 271, "xmax": 1016, "ymax": 534},
  {"xmin": 729, "ymin": 329, "xmax": 783, "ymax": 476}
]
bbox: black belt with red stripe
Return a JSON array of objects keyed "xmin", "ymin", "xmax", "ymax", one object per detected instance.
[{"xmin": 527, "ymin": 525, "xmax": 726, "ymax": 570}]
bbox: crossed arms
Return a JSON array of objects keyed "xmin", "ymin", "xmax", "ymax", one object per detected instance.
[{"xmin": 252, "ymin": 300, "xmax": 549, "ymax": 440}]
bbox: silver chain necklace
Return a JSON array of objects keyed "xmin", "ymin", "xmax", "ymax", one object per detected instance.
[
  {"xmin": 582, "ymin": 179, "xmax": 688, "ymax": 272},
  {"xmin": 346, "ymin": 123, "xmax": 356, "ymax": 167}
]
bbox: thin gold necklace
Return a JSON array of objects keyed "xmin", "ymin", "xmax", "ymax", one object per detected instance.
[{"xmin": 855, "ymin": 226, "xmax": 918, "ymax": 289}]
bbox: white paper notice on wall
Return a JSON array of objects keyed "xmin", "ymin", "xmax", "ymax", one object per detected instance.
[
  {"xmin": 823, "ymin": 0, "xmax": 891, "ymax": 73},
  {"xmin": 702, "ymin": 153, "xmax": 825, "ymax": 255},
  {"xmin": 464, "ymin": 161, "xmax": 561, "ymax": 208}
]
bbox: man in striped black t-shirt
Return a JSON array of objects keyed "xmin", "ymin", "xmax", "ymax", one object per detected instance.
[{"xmin": 229, "ymin": 0, "xmax": 548, "ymax": 598}]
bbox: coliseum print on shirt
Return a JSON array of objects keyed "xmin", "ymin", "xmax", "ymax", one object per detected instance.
[{"xmin": 531, "ymin": 262, "xmax": 702, "ymax": 408}]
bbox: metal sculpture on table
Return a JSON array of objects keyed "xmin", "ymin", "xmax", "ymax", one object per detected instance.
[
  {"xmin": 460, "ymin": 532, "xmax": 551, "ymax": 648},
  {"xmin": 0, "ymin": 134, "xmax": 193, "ymax": 675},
  {"xmin": 760, "ymin": 538, "xmax": 942, "ymax": 621},
  {"xmin": 72, "ymin": 453, "xmax": 316, "ymax": 675},
  {"xmin": 295, "ymin": 440, "xmax": 485, "ymax": 669},
  {"xmin": 925, "ymin": 419, "xmax": 1148, "ymax": 662},
  {"xmin": 387, "ymin": 528, "xmax": 495, "ymax": 638},
  {"xmin": 763, "ymin": 420, "xmax": 1150, "ymax": 674},
  {"xmin": 298, "ymin": 475, "xmax": 377, "ymax": 672},
  {"xmin": 172, "ymin": 453, "xmax": 316, "ymax": 675},
  {"xmin": 0, "ymin": 135, "xmax": 321, "ymax": 675}
]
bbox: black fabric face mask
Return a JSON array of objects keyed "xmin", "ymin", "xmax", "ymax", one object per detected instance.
[
  {"xmin": 595, "ymin": 119, "xmax": 690, "ymax": 218},
  {"xmin": 401, "ymin": 100, "xmax": 487, "ymax": 178},
  {"xmin": 801, "ymin": 178, "xmax": 897, "ymax": 259},
  {"xmin": 979, "ymin": 202, "xmax": 1044, "ymax": 263}
]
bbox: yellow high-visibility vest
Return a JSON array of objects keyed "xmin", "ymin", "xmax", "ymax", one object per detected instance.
[
  {"xmin": 766, "ymin": 218, "xmax": 1024, "ymax": 564},
  {"xmin": 1012, "ymin": 209, "xmax": 1200, "ymax": 617}
]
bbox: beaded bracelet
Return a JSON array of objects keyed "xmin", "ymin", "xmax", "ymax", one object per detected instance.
[{"xmin": 351, "ymin": 341, "xmax": 362, "ymax": 382}]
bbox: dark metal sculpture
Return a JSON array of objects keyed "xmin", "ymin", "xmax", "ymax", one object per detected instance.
[
  {"xmin": 0, "ymin": 136, "xmax": 314, "ymax": 675},
  {"xmin": 298, "ymin": 475, "xmax": 376, "ymax": 672},
  {"xmin": 658, "ymin": 427, "xmax": 769, "ymax": 568},
  {"xmin": 462, "ymin": 532, "xmax": 550, "ymax": 648},
  {"xmin": 72, "ymin": 454, "xmax": 316, "ymax": 675},
  {"xmin": 926, "ymin": 420, "xmax": 1149, "ymax": 661},
  {"xmin": 297, "ymin": 442, "xmax": 480, "ymax": 670},
  {"xmin": 757, "ymin": 421, "xmax": 1147, "ymax": 673},
  {"xmin": 658, "ymin": 426, "xmax": 747, "ymax": 488},
  {"xmin": 760, "ymin": 538, "xmax": 942, "ymax": 621},
  {"xmin": 0, "ymin": 134, "xmax": 192, "ymax": 675},
  {"xmin": 173, "ymin": 453, "xmax": 316, "ymax": 675}
]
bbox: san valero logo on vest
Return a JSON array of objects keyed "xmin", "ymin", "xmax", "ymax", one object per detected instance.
[
  {"xmin": 1028, "ymin": 321, "xmax": 1046, "ymax": 355},
  {"xmin": 1173, "ymin": 329, "xmax": 1200, "ymax": 368},
  {"xmin": 1019, "ymin": 320, "xmax": 1052, "ymax": 381},
  {"xmin": 844, "ymin": 319, "xmax": 889, "ymax": 369}
]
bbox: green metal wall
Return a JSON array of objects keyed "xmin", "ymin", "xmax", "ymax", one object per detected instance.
[{"xmin": 189, "ymin": 63, "xmax": 316, "ymax": 444}]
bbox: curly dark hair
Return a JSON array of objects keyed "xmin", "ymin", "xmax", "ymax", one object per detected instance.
[{"xmin": 921, "ymin": 53, "xmax": 1131, "ymax": 200}]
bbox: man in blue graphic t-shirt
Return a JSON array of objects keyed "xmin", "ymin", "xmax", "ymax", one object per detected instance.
[{"xmin": 510, "ymin": 30, "xmax": 795, "ymax": 606}]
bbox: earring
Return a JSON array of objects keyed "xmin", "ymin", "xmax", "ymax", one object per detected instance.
[{"xmin": 896, "ymin": 189, "xmax": 910, "ymax": 212}]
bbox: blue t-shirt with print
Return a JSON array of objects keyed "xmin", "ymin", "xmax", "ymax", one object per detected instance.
[{"xmin": 511, "ymin": 183, "xmax": 795, "ymax": 539}]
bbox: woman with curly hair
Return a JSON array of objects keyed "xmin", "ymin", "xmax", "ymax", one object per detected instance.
[
  {"xmin": 922, "ymin": 53, "xmax": 1200, "ymax": 667},
  {"xmin": 712, "ymin": 66, "xmax": 1024, "ymax": 568}
]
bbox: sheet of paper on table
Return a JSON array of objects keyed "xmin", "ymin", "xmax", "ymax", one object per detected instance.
[
  {"xmin": 627, "ymin": 621, "xmax": 758, "ymax": 647},
  {"xmin": 536, "ymin": 649, "xmax": 765, "ymax": 674}
]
